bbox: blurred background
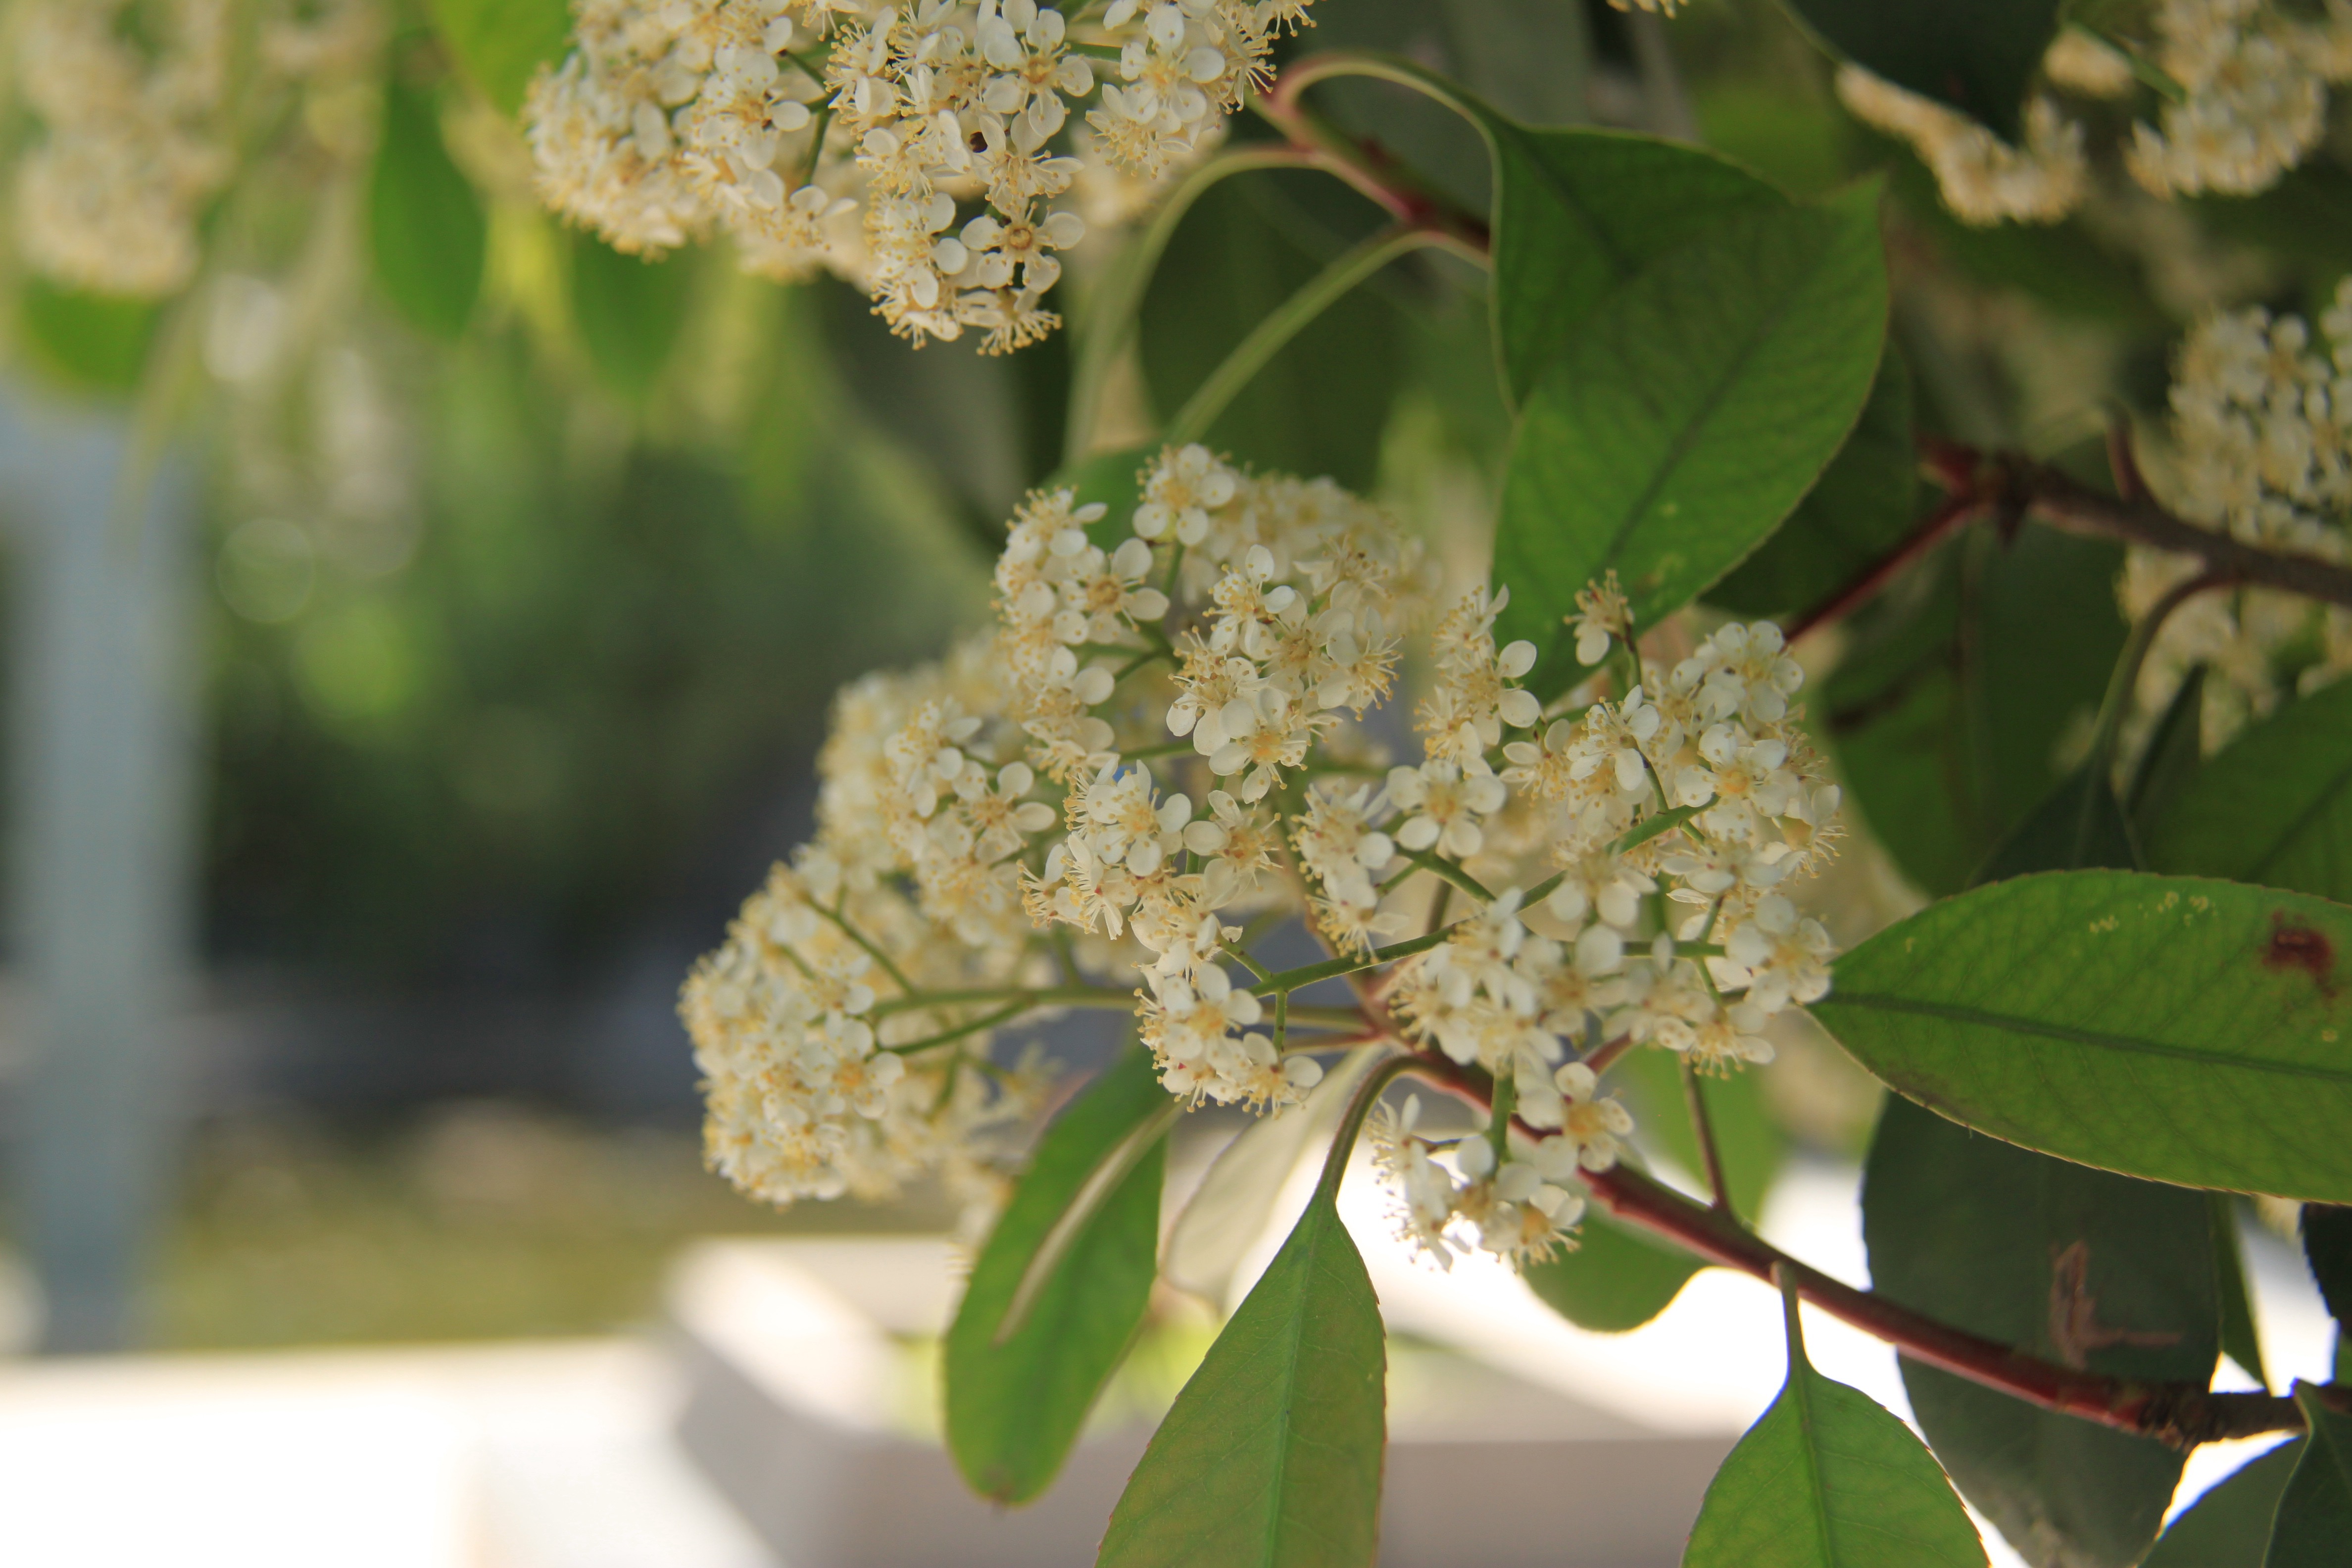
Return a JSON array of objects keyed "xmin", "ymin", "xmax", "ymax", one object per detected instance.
[{"xmin": 0, "ymin": 0, "xmax": 2344, "ymax": 1561}]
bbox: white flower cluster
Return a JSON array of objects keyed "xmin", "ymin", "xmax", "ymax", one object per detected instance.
[
  {"xmin": 526, "ymin": 0, "xmax": 1315, "ymax": 349},
  {"xmin": 2127, "ymin": 282, "xmax": 2352, "ymax": 748},
  {"xmin": 1369, "ymin": 1091, "xmax": 1612, "ymax": 1268},
  {"xmin": 1837, "ymin": 2, "xmax": 2352, "ymax": 226},
  {"xmin": 686, "ymin": 446, "xmax": 1845, "ymax": 1263},
  {"xmin": 681, "ymin": 638, "xmax": 1053, "ymax": 1211},
  {"xmin": 12, "ymin": 0, "xmax": 378, "ymax": 298},
  {"xmin": 2125, "ymin": 0, "xmax": 2352, "ymax": 198},
  {"xmin": 1835, "ymin": 65, "xmax": 2088, "ymax": 227}
]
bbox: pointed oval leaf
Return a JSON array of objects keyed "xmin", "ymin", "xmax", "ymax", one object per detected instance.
[
  {"xmin": 1097, "ymin": 1193, "xmax": 1385, "ymax": 1568},
  {"xmin": 1684, "ymin": 1274, "xmax": 1986, "ymax": 1567},
  {"xmin": 2267, "ymin": 1390, "xmax": 2352, "ymax": 1566},
  {"xmin": 1864, "ymin": 1098, "xmax": 2216, "ymax": 1568},
  {"xmin": 2142, "ymin": 1439, "xmax": 2300, "ymax": 1567},
  {"xmin": 1488, "ymin": 125, "xmax": 1782, "ymax": 406},
  {"xmin": 427, "ymin": 0, "xmax": 574, "ymax": 116},
  {"xmin": 1812, "ymin": 871, "xmax": 2352, "ymax": 1202},
  {"xmin": 946, "ymin": 1045, "xmax": 1168, "ymax": 1505},
  {"xmin": 370, "ymin": 80, "xmax": 487, "ymax": 342},
  {"xmin": 1495, "ymin": 185, "xmax": 1887, "ymax": 683},
  {"xmin": 1708, "ymin": 343, "xmax": 1917, "ymax": 620},
  {"xmin": 2146, "ymin": 677, "xmax": 2352, "ymax": 904}
]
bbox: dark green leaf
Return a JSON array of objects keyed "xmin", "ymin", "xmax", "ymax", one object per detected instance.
[
  {"xmin": 946, "ymin": 1046, "xmax": 1167, "ymax": 1504},
  {"xmin": 1494, "ymin": 186, "xmax": 1887, "ymax": 681},
  {"xmin": 2145, "ymin": 676, "xmax": 2352, "ymax": 904},
  {"xmin": 1864, "ymin": 1098, "xmax": 2217, "ymax": 1568},
  {"xmin": 1048, "ymin": 444, "xmax": 1153, "ymax": 554},
  {"xmin": 2129, "ymin": 665, "xmax": 2209, "ymax": 839},
  {"xmin": 571, "ymin": 235, "xmax": 692, "ymax": 400},
  {"xmin": 370, "ymin": 80, "xmax": 487, "ymax": 341},
  {"xmin": 1138, "ymin": 175, "xmax": 1404, "ymax": 491},
  {"xmin": 2305, "ymin": 1205, "xmax": 2352, "ymax": 1326},
  {"xmin": 1709, "ymin": 343, "xmax": 1918, "ymax": 619},
  {"xmin": 15, "ymin": 278, "xmax": 158, "ymax": 395},
  {"xmin": 2212, "ymin": 1194, "xmax": 2271, "ymax": 1389},
  {"xmin": 1779, "ymin": 0, "xmax": 2061, "ymax": 140},
  {"xmin": 2142, "ymin": 1440, "xmax": 2300, "ymax": 1568},
  {"xmin": 1097, "ymin": 1193, "xmax": 1385, "ymax": 1568},
  {"xmin": 426, "ymin": 0, "xmax": 574, "ymax": 116},
  {"xmin": 1683, "ymin": 1269, "xmax": 1987, "ymax": 1567},
  {"xmin": 1523, "ymin": 1208, "xmax": 1701, "ymax": 1333},
  {"xmin": 1822, "ymin": 527, "xmax": 2129, "ymax": 897},
  {"xmin": 2267, "ymin": 1390, "xmax": 2352, "ymax": 1567},
  {"xmin": 1487, "ymin": 127, "xmax": 1781, "ymax": 405},
  {"xmin": 1971, "ymin": 765, "xmax": 2141, "ymax": 887},
  {"xmin": 1814, "ymin": 870, "xmax": 2352, "ymax": 1202},
  {"xmin": 1614, "ymin": 1047, "xmax": 1784, "ymax": 1217}
]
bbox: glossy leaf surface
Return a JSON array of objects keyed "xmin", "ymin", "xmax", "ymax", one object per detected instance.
[
  {"xmin": 1098, "ymin": 1194, "xmax": 1385, "ymax": 1568},
  {"xmin": 1815, "ymin": 871, "xmax": 2352, "ymax": 1202},
  {"xmin": 1684, "ymin": 1272, "xmax": 1986, "ymax": 1567},
  {"xmin": 1495, "ymin": 186, "xmax": 1886, "ymax": 681},
  {"xmin": 1864, "ymin": 1098, "xmax": 2217, "ymax": 1568},
  {"xmin": 2141, "ymin": 1440, "xmax": 2300, "ymax": 1568},
  {"xmin": 946, "ymin": 1046, "xmax": 1167, "ymax": 1504},
  {"xmin": 2146, "ymin": 676, "xmax": 2352, "ymax": 904}
]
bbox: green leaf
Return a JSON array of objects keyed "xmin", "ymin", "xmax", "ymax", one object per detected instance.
[
  {"xmin": 1813, "ymin": 870, "xmax": 2352, "ymax": 1202},
  {"xmin": 1863, "ymin": 1097, "xmax": 2218, "ymax": 1568},
  {"xmin": 1494, "ymin": 186, "xmax": 1887, "ymax": 680},
  {"xmin": 1097, "ymin": 1193, "xmax": 1385, "ymax": 1568},
  {"xmin": 2129, "ymin": 665, "xmax": 2209, "ymax": 840},
  {"xmin": 946, "ymin": 1045, "xmax": 1168, "ymax": 1504},
  {"xmin": 1683, "ymin": 1270, "xmax": 1987, "ymax": 1567},
  {"xmin": 1613, "ymin": 1047, "xmax": 1784, "ymax": 1217},
  {"xmin": 2215, "ymin": 1194, "xmax": 2271, "ymax": 1389},
  {"xmin": 2145, "ymin": 676, "xmax": 2352, "ymax": 904},
  {"xmin": 1821, "ymin": 528, "xmax": 2127, "ymax": 898},
  {"xmin": 1779, "ymin": 0, "xmax": 2061, "ymax": 140},
  {"xmin": 571, "ymin": 235, "xmax": 692, "ymax": 400},
  {"xmin": 2267, "ymin": 1390, "xmax": 2352, "ymax": 1567},
  {"xmin": 1048, "ymin": 443, "xmax": 1153, "ymax": 554},
  {"xmin": 15, "ymin": 278, "xmax": 159, "ymax": 396},
  {"xmin": 426, "ymin": 0, "xmax": 574, "ymax": 116},
  {"xmin": 2142, "ymin": 1440, "xmax": 2301, "ymax": 1568},
  {"xmin": 2305, "ymin": 1205, "xmax": 2352, "ymax": 1326},
  {"xmin": 369, "ymin": 80, "xmax": 487, "ymax": 342},
  {"xmin": 1522, "ymin": 1207, "xmax": 1702, "ymax": 1333},
  {"xmin": 1488, "ymin": 127, "xmax": 1781, "ymax": 406},
  {"xmin": 1970, "ymin": 765, "xmax": 2140, "ymax": 887},
  {"xmin": 1138, "ymin": 175, "xmax": 1404, "ymax": 491},
  {"xmin": 1708, "ymin": 343, "xmax": 1917, "ymax": 619}
]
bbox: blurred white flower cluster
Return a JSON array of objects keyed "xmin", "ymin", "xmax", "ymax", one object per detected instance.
[
  {"xmin": 1837, "ymin": 1, "xmax": 2352, "ymax": 226},
  {"xmin": 2127, "ymin": 280, "xmax": 2352, "ymax": 748},
  {"xmin": 12, "ymin": 0, "xmax": 379, "ymax": 297},
  {"xmin": 527, "ymin": 0, "xmax": 1315, "ymax": 349},
  {"xmin": 684, "ymin": 445, "xmax": 1845, "ymax": 1265}
]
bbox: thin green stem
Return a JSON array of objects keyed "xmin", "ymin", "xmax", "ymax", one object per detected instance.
[
  {"xmin": 1254, "ymin": 924, "xmax": 1455, "ymax": 995},
  {"xmin": 820, "ymin": 903, "xmax": 915, "ymax": 993},
  {"xmin": 1165, "ymin": 224, "xmax": 1444, "ymax": 444},
  {"xmin": 1315, "ymin": 1051, "xmax": 1412, "ymax": 1206},
  {"xmin": 1681, "ymin": 1056, "xmax": 1738, "ymax": 1220},
  {"xmin": 884, "ymin": 999, "xmax": 1028, "ymax": 1054},
  {"xmin": 1063, "ymin": 146, "xmax": 1321, "ymax": 464},
  {"xmin": 1377, "ymin": 846, "xmax": 1495, "ymax": 903},
  {"xmin": 870, "ymin": 983, "xmax": 1133, "ymax": 1018},
  {"xmin": 1224, "ymin": 943, "xmax": 1274, "ymax": 984}
]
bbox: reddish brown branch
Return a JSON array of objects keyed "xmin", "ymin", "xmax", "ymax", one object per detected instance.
[
  {"xmin": 1785, "ymin": 491, "xmax": 1984, "ymax": 641},
  {"xmin": 1391, "ymin": 1052, "xmax": 2307, "ymax": 1448}
]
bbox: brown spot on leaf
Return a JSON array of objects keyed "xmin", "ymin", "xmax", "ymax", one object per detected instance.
[{"xmin": 2261, "ymin": 913, "xmax": 2337, "ymax": 998}]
